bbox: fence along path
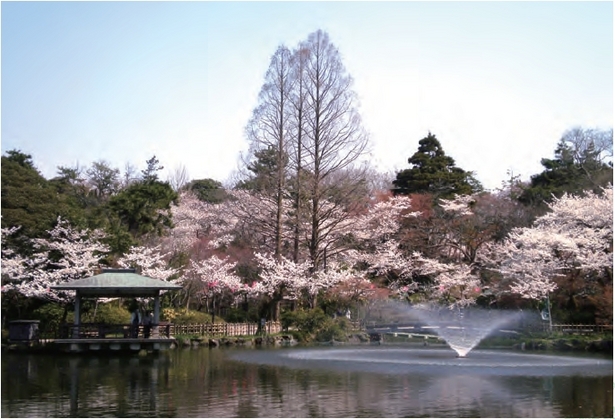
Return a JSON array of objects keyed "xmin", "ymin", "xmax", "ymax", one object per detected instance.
[{"xmin": 169, "ymin": 322, "xmax": 282, "ymax": 337}]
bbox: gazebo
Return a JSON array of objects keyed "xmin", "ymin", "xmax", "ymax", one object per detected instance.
[{"xmin": 51, "ymin": 268, "xmax": 181, "ymax": 340}]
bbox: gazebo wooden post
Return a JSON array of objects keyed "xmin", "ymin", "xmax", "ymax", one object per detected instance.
[
  {"xmin": 73, "ymin": 292, "xmax": 81, "ymax": 338},
  {"xmin": 152, "ymin": 292, "xmax": 160, "ymax": 338}
]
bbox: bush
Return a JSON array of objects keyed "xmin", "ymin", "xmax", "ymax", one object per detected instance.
[
  {"xmin": 82, "ymin": 302, "xmax": 131, "ymax": 324},
  {"xmin": 224, "ymin": 306, "xmax": 259, "ymax": 323},
  {"xmin": 281, "ymin": 307, "xmax": 348, "ymax": 342},
  {"xmin": 163, "ymin": 308, "xmax": 222, "ymax": 325},
  {"xmin": 31, "ymin": 302, "xmax": 73, "ymax": 334},
  {"xmin": 316, "ymin": 317, "xmax": 351, "ymax": 342}
]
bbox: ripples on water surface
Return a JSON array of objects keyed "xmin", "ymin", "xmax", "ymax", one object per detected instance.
[{"xmin": 2, "ymin": 345, "xmax": 612, "ymax": 418}]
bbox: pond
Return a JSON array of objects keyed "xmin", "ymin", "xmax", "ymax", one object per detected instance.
[{"xmin": 1, "ymin": 344, "xmax": 612, "ymax": 417}]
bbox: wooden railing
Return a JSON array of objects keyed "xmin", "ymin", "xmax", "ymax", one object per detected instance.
[
  {"xmin": 170, "ymin": 321, "xmax": 281, "ymax": 337},
  {"xmin": 48, "ymin": 322, "xmax": 282, "ymax": 340},
  {"xmin": 363, "ymin": 320, "xmax": 613, "ymax": 336},
  {"xmin": 57, "ymin": 323, "xmax": 172, "ymax": 339},
  {"xmin": 547, "ymin": 324, "xmax": 613, "ymax": 335}
]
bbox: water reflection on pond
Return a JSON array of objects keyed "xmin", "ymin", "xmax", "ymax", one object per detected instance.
[{"xmin": 1, "ymin": 345, "xmax": 612, "ymax": 418}]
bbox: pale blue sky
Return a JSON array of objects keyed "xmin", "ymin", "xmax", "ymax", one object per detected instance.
[{"xmin": 2, "ymin": 1, "xmax": 612, "ymax": 190}]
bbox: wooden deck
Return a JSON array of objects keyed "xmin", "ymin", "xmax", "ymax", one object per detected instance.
[
  {"xmin": 57, "ymin": 322, "xmax": 172, "ymax": 340},
  {"xmin": 5, "ymin": 322, "xmax": 177, "ymax": 353},
  {"xmin": 45, "ymin": 337, "xmax": 176, "ymax": 353}
]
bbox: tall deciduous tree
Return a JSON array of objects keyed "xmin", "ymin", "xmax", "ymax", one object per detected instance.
[
  {"xmin": 241, "ymin": 31, "xmax": 370, "ymax": 271},
  {"xmin": 298, "ymin": 29, "xmax": 370, "ymax": 271},
  {"xmin": 244, "ymin": 45, "xmax": 294, "ymax": 260},
  {"xmin": 392, "ymin": 133, "xmax": 481, "ymax": 199},
  {"xmin": 288, "ymin": 46, "xmax": 310, "ymax": 263}
]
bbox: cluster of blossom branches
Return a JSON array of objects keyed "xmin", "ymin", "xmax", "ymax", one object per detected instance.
[
  {"xmin": 2, "ymin": 184, "xmax": 611, "ymax": 317},
  {"xmin": 2, "ymin": 217, "xmax": 109, "ymax": 303},
  {"xmin": 480, "ymin": 186, "xmax": 613, "ymax": 300},
  {"xmin": 117, "ymin": 245, "xmax": 179, "ymax": 283}
]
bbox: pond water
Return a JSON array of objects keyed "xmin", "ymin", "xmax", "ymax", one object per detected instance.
[{"xmin": 1, "ymin": 344, "xmax": 612, "ymax": 418}]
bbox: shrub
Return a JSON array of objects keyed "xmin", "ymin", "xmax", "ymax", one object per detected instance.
[
  {"xmin": 164, "ymin": 308, "xmax": 222, "ymax": 325},
  {"xmin": 316, "ymin": 317, "xmax": 351, "ymax": 342},
  {"xmin": 31, "ymin": 302, "xmax": 73, "ymax": 335},
  {"xmin": 281, "ymin": 307, "xmax": 346, "ymax": 342},
  {"xmin": 224, "ymin": 306, "xmax": 259, "ymax": 323},
  {"xmin": 82, "ymin": 303, "xmax": 131, "ymax": 324}
]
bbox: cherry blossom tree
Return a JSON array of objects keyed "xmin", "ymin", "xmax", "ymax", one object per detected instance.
[
  {"xmin": 412, "ymin": 253, "xmax": 481, "ymax": 308},
  {"xmin": 228, "ymin": 189, "xmax": 295, "ymax": 257},
  {"xmin": 187, "ymin": 255, "xmax": 244, "ymax": 318},
  {"xmin": 2, "ymin": 217, "xmax": 109, "ymax": 304},
  {"xmin": 117, "ymin": 245, "xmax": 179, "ymax": 283},
  {"xmin": 250, "ymin": 252, "xmax": 362, "ymax": 319},
  {"xmin": 343, "ymin": 195, "xmax": 420, "ymax": 294},
  {"xmin": 252, "ymin": 252, "xmax": 312, "ymax": 301},
  {"xmin": 164, "ymin": 191, "xmax": 238, "ymax": 255},
  {"xmin": 1, "ymin": 226, "xmax": 28, "ymax": 284},
  {"xmin": 481, "ymin": 186, "xmax": 612, "ymax": 306}
]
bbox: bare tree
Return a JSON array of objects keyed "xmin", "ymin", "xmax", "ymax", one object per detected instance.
[
  {"xmin": 86, "ymin": 160, "xmax": 120, "ymax": 199},
  {"xmin": 168, "ymin": 164, "xmax": 190, "ymax": 192},
  {"xmin": 288, "ymin": 46, "xmax": 310, "ymax": 263},
  {"xmin": 561, "ymin": 127, "xmax": 613, "ymax": 185},
  {"xmin": 243, "ymin": 45, "xmax": 295, "ymax": 260},
  {"xmin": 299, "ymin": 30, "xmax": 370, "ymax": 270},
  {"xmin": 121, "ymin": 162, "xmax": 139, "ymax": 189},
  {"xmin": 240, "ymin": 31, "xmax": 371, "ymax": 271},
  {"xmin": 562, "ymin": 127, "xmax": 613, "ymax": 164}
]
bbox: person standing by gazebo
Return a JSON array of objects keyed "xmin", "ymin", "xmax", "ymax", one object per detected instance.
[
  {"xmin": 130, "ymin": 303, "xmax": 142, "ymax": 338},
  {"xmin": 143, "ymin": 312, "xmax": 153, "ymax": 338}
]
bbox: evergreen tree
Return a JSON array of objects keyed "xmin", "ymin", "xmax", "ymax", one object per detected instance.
[
  {"xmin": 519, "ymin": 128, "xmax": 613, "ymax": 207},
  {"xmin": 141, "ymin": 155, "xmax": 164, "ymax": 183},
  {"xmin": 1, "ymin": 151, "xmax": 86, "ymax": 244},
  {"xmin": 184, "ymin": 178, "xmax": 229, "ymax": 203},
  {"xmin": 392, "ymin": 133, "xmax": 481, "ymax": 199},
  {"xmin": 107, "ymin": 180, "xmax": 178, "ymax": 252},
  {"xmin": 236, "ymin": 146, "xmax": 283, "ymax": 193}
]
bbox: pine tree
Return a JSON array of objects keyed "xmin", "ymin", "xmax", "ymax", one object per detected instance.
[{"xmin": 392, "ymin": 133, "xmax": 481, "ymax": 199}]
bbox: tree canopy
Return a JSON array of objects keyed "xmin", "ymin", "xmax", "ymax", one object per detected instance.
[
  {"xmin": 392, "ymin": 133, "xmax": 481, "ymax": 199},
  {"xmin": 1, "ymin": 151, "xmax": 86, "ymax": 244},
  {"xmin": 519, "ymin": 127, "xmax": 613, "ymax": 207},
  {"xmin": 184, "ymin": 178, "xmax": 229, "ymax": 203}
]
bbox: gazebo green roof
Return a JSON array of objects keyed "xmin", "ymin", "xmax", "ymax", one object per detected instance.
[{"xmin": 51, "ymin": 269, "xmax": 181, "ymax": 297}]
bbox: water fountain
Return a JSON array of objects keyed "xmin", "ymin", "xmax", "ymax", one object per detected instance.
[
  {"xmin": 227, "ymin": 302, "xmax": 612, "ymax": 418},
  {"xmin": 365, "ymin": 300, "xmax": 524, "ymax": 357},
  {"xmin": 404, "ymin": 303, "xmax": 523, "ymax": 357}
]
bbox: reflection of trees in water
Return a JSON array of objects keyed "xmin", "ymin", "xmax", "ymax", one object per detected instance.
[
  {"xmin": 1, "ymin": 349, "xmax": 612, "ymax": 418},
  {"xmin": 188, "ymin": 353, "xmax": 611, "ymax": 418},
  {"xmin": 498, "ymin": 374, "xmax": 614, "ymax": 419},
  {"xmin": 1, "ymin": 354, "xmax": 177, "ymax": 418},
  {"xmin": 420, "ymin": 375, "xmax": 559, "ymax": 418}
]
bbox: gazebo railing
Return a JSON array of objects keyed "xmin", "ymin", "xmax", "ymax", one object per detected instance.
[{"xmin": 57, "ymin": 322, "xmax": 172, "ymax": 339}]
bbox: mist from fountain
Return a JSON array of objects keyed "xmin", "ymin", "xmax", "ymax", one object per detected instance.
[{"xmin": 370, "ymin": 302, "xmax": 524, "ymax": 357}]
